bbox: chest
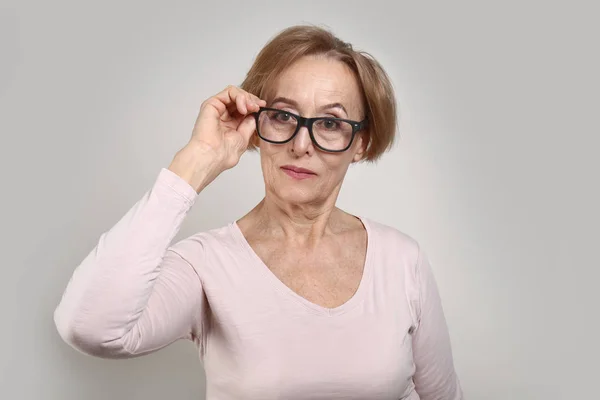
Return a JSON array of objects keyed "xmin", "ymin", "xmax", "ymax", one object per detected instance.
[
  {"xmin": 254, "ymin": 238, "xmax": 367, "ymax": 309},
  {"xmin": 201, "ymin": 225, "xmax": 419, "ymax": 399},
  {"xmin": 204, "ymin": 307, "xmax": 417, "ymax": 399}
]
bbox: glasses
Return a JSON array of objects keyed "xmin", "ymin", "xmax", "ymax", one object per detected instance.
[{"xmin": 254, "ymin": 107, "xmax": 368, "ymax": 152}]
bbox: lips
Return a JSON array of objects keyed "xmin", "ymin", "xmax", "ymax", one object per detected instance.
[
  {"xmin": 280, "ymin": 165, "xmax": 316, "ymax": 175},
  {"xmin": 280, "ymin": 165, "xmax": 317, "ymax": 180}
]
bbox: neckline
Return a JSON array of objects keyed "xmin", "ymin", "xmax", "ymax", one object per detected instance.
[{"xmin": 230, "ymin": 216, "xmax": 374, "ymax": 317}]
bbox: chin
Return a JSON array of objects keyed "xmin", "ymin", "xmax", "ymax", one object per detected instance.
[{"xmin": 273, "ymin": 184, "xmax": 320, "ymax": 205}]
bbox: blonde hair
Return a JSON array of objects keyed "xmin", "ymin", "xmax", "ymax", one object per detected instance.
[{"xmin": 240, "ymin": 25, "xmax": 397, "ymax": 162}]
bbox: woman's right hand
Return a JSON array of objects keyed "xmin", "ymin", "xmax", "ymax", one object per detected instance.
[{"xmin": 168, "ymin": 86, "xmax": 266, "ymax": 193}]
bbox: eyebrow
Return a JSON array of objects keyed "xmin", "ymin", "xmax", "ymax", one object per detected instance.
[{"xmin": 271, "ymin": 96, "xmax": 348, "ymax": 116}]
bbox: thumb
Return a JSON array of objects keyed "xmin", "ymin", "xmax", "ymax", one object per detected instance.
[{"xmin": 237, "ymin": 114, "xmax": 257, "ymax": 144}]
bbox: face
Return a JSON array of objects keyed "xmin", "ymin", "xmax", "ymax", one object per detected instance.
[{"xmin": 258, "ymin": 55, "xmax": 368, "ymax": 209}]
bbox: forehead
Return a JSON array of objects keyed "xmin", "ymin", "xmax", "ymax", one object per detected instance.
[{"xmin": 266, "ymin": 55, "xmax": 364, "ymax": 115}]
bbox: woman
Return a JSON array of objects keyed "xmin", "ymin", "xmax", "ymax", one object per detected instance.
[{"xmin": 54, "ymin": 25, "xmax": 463, "ymax": 399}]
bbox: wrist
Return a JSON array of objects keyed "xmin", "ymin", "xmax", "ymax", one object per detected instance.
[{"xmin": 168, "ymin": 143, "xmax": 223, "ymax": 193}]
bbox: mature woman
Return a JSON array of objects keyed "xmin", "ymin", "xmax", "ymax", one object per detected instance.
[{"xmin": 54, "ymin": 25, "xmax": 463, "ymax": 399}]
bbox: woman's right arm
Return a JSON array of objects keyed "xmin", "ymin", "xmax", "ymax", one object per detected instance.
[
  {"xmin": 54, "ymin": 167, "xmax": 205, "ymax": 358},
  {"xmin": 54, "ymin": 86, "xmax": 266, "ymax": 358}
]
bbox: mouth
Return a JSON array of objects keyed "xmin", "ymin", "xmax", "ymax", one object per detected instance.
[{"xmin": 280, "ymin": 165, "xmax": 317, "ymax": 180}]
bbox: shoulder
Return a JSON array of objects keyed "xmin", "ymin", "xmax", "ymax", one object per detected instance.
[
  {"xmin": 362, "ymin": 216, "xmax": 431, "ymax": 323},
  {"xmin": 166, "ymin": 222, "xmax": 242, "ymax": 267},
  {"xmin": 361, "ymin": 216, "xmax": 422, "ymax": 267}
]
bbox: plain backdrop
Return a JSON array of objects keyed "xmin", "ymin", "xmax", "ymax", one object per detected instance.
[{"xmin": 1, "ymin": 0, "xmax": 598, "ymax": 399}]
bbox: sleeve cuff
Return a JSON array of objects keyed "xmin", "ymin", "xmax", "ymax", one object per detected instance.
[{"xmin": 155, "ymin": 167, "xmax": 199, "ymax": 205}]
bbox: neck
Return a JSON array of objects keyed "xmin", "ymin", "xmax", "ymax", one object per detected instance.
[{"xmin": 242, "ymin": 186, "xmax": 345, "ymax": 248}]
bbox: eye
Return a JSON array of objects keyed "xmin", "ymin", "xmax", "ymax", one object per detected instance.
[
  {"xmin": 274, "ymin": 112, "xmax": 292, "ymax": 122},
  {"xmin": 321, "ymin": 119, "xmax": 340, "ymax": 130}
]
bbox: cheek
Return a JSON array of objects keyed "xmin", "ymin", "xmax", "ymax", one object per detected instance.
[
  {"xmin": 259, "ymin": 145, "xmax": 284, "ymax": 181},
  {"xmin": 320, "ymin": 154, "xmax": 354, "ymax": 183}
]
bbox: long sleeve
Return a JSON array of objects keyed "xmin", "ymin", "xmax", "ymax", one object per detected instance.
[
  {"xmin": 54, "ymin": 168, "xmax": 205, "ymax": 358},
  {"xmin": 412, "ymin": 247, "xmax": 463, "ymax": 399}
]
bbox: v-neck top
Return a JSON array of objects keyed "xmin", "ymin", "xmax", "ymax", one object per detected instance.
[
  {"xmin": 229, "ymin": 218, "xmax": 374, "ymax": 317},
  {"xmin": 53, "ymin": 168, "xmax": 463, "ymax": 400}
]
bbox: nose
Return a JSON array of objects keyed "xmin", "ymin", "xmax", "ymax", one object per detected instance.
[{"xmin": 290, "ymin": 126, "xmax": 314, "ymax": 156}]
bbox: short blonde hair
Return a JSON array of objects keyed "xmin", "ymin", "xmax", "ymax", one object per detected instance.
[{"xmin": 240, "ymin": 25, "xmax": 397, "ymax": 162}]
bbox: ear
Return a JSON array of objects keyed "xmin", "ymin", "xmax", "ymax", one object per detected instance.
[{"xmin": 351, "ymin": 132, "xmax": 368, "ymax": 163}]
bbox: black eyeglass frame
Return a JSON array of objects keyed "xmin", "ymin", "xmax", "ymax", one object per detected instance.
[{"xmin": 253, "ymin": 107, "xmax": 368, "ymax": 153}]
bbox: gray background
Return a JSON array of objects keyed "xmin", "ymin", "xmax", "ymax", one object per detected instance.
[{"xmin": 1, "ymin": 0, "xmax": 598, "ymax": 399}]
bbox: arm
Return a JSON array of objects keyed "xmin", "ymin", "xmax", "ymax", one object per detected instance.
[
  {"xmin": 54, "ymin": 85, "xmax": 264, "ymax": 358},
  {"xmin": 412, "ymin": 247, "xmax": 463, "ymax": 399},
  {"xmin": 54, "ymin": 168, "xmax": 204, "ymax": 358}
]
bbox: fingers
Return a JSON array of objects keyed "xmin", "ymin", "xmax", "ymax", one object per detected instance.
[
  {"xmin": 214, "ymin": 85, "xmax": 266, "ymax": 116},
  {"xmin": 237, "ymin": 113, "xmax": 257, "ymax": 144},
  {"xmin": 246, "ymin": 92, "xmax": 267, "ymax": 112}
]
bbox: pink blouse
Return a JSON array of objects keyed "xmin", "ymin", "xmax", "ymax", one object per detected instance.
[{"xmin": 54, "ymin": 167, "xmax": 463, "ymax": 399}]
